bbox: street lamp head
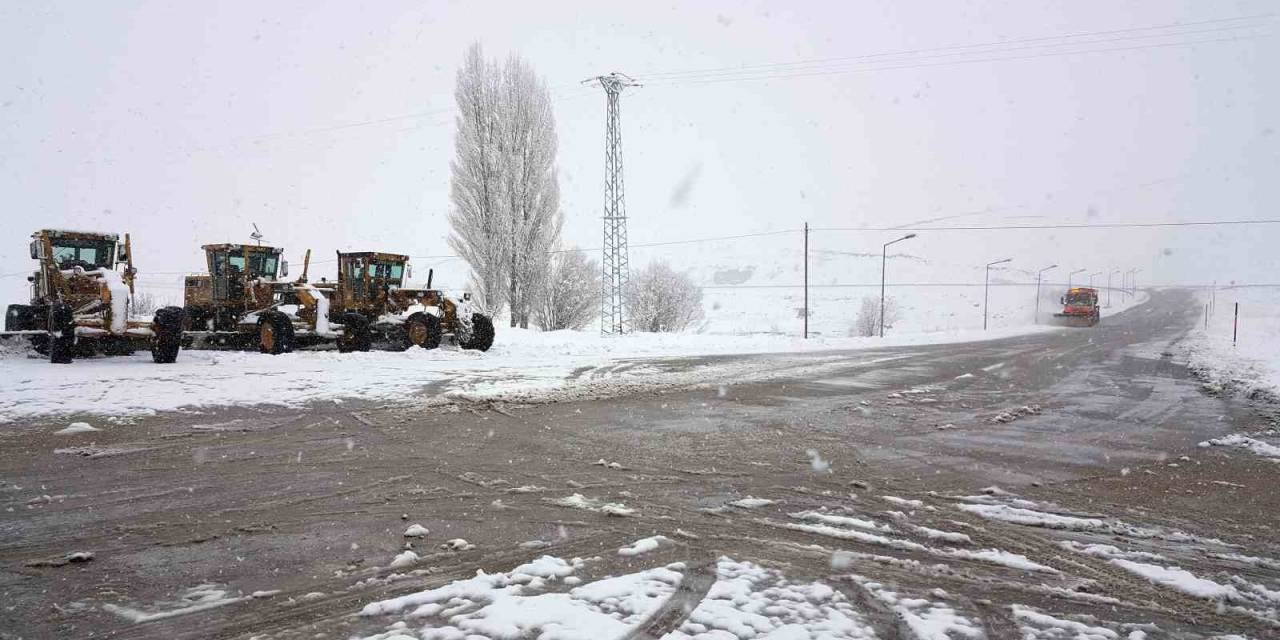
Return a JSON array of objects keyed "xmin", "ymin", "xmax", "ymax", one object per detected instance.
[
  {"xmin": 988, "ymin": 258, "xmax": 1011, "ymax": 267},
  {"xmin": 885, "ymin": 233, "xmax": 917, "ymax": 247}
]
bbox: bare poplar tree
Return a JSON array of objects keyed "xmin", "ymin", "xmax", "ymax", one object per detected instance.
[
  {"xmin": 500, "ymin": 55, "xmax": 562, "ymax": 329},
  {"xmin": 533, "ymin": 249, "xmax": 599, "ymax": 331},
  {"xmin": 448, "ymin": 45, "xmax": 562, "ymax": 325},
  {"xmin": 448, "ymin": 43, "xmax": 509, "ymax": 314},
  {"xmin": 626, "ymin": 261, "xmax": 705, "ymax": 333}
]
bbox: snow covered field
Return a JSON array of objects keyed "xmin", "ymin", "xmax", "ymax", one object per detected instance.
[
  {"xmin": 1181, "ymin": 285, "xmax": 1280, "ymax": 401},
  {"xmin": 0, "ymin": 288, "xmax": 1149, "ymax": 422}
]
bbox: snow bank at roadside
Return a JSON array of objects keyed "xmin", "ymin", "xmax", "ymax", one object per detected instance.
[
  {"xmin": 1181, "ymin": 286, "xmax": 1280, "ymax": 401},
  {"xmin": 0, "ymin": 290, "xmax": 1151, "ymax": 422},
  {"xmin": 0, "ymin": 323, "xmax": 1043, "ymax": 423}
]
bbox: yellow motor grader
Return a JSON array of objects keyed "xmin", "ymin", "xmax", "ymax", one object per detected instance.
[
  {"xmin": 181, "ymin": 244, "xmax": 493, "ymax": 353},
  {"xmin": 316, "ymin": 251, "xmax": 494, "ymax": 352},
  {"xmin": 2, "ymin": 229, "xmax": 184, "ymax": 363}
]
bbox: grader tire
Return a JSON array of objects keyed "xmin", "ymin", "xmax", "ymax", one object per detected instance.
[
  {"xmin": 258, "ymin": 311, "xmax": 294, "ymax": 355},
  {"xmin": 5, "ymin": 304, "xmax": 35, "ymax": 331},
  {"xmin": 403, "ymin": 312, "xmax": 442, "ymax": 350},
  {"xmin": 337, "ymin": 312, "xmax": 372, "ymax": 353},
  {"xmin": 48, "ymin": 303, "xmax": 75, "ymax": 364},
  {"xmin": 151, "ymin": 306, "xmax": 184, "ymax": 364},
  {"xmin": 458, "ymin": 313, "xmax": 495, "ymax": 352}
]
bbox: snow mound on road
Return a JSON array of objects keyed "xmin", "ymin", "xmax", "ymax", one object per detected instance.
[
  {"xmin": 55, "ymin": 422, "xmax": 99, "ymax": 435},
  {"xmin": 617, "ymin": 535, "xmax": 670, "ymax": 557},
  {"xmin": 546, "ymin": 493, "xmax": 636, "ymax": 517}
]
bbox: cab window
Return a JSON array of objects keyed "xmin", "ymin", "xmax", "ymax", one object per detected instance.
[{"xmin": 51, "ymin": 242, "xmax": 112, "ymax": 269}]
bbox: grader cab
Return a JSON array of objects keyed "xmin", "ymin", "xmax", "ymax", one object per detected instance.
[{"xmin": 2, "ymin": 229, "xmax": 184, "ymax": 363}]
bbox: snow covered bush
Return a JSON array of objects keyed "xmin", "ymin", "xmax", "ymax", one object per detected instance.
[
  {"xmin": 129, "ymin": 292, "xmax": 171, "ymax": 316},
  {"xmin": 626, "ymin": 261, "xmax": 704, "ymax": 333},
  {"xmin": 851, "ymin": 295, "xmax": 899, "ymax": 336},
  {"xmin": 534, "ymin": 249, "xmax": 599, "ymax": 331}
]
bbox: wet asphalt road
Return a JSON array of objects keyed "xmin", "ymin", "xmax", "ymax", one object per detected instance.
[{"xmin": 2, "ymin": 288, "xmax": 1278, "ymax": 639}]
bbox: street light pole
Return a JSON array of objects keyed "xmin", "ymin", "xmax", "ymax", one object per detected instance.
[
  {"xmin": 1107, "ymin": 269, "xmax": 1119, "ymax": 307},
  {"xmin": 1068, "ymin": 268, "xmax": 1085, "ymax": 289},
  {"xmin": 880, "ymin": 233, "xmax": 917, "ymax": 337},
  {"xmin": 1088, "ymin": 271, "xmax": 1101, "ymax": 288},
  {"xmin": 1036, "ymin": 264, "xmax": 1058, "ymax": 324},
  {"xmin": 985, "ymin": 258, "xmax": 1011, "ymax": 330}
]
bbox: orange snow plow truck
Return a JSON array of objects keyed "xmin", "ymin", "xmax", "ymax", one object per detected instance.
[{"xmin": 1053, "ymin": 287, "xmax": 1100, "ymax": 327}]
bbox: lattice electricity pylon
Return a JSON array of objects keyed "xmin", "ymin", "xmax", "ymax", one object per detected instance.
[{"xmin": 583, "ymin": 72, "xmax": 640, "ymax": 335}]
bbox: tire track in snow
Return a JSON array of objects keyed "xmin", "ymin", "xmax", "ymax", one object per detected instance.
[{"xmin": 620, "ymin": 557, "xmax": 718, "ymax": 640}]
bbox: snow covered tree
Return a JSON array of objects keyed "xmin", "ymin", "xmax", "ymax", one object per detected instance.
[
  {"xmin": 499, "ymin": 54, "xmax": 562, "ymax": 329},
  {"xmin": 447, "ymin": 44, "xmax": 562, "ymax": 325},
  {"xmin": 533, "ymin": 249, "xmax": 599, "ymax": 331},
  {"xmin": 852, "ymin": 295, "xmax": 899, "ymax": 337},
  {"xmin": 626, "ymin": 261, "xmax": 705, "ymax": 333},
  {"xmin": 448, "ymin": 43, "xmax": 509, "ymax": 314}
]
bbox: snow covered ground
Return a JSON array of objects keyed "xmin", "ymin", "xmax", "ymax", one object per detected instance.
[
  {"xmin": 0, "ymin": 289, "xmax": 1149, "ymax": 422},
  {"xmin": 347, "ymin": 486, "xmax": 1280, "ymax": 639},
  {"xmin": 1181, "ymin": 285, "xmax": 1280, "ymax": 401}
]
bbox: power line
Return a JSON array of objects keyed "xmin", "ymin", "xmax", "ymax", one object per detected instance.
[
  {"xmin": 640, "ymin": 13, "xmax": 1273, "ymax": 80},
  {"xmin": 3, "ymin": 218, "xmax": 1273, "ymax": 280},
  {"xmin": 697, "ymin": 281, "xmax": 1280, "ymax": 290},
  {"xmin": 815, "ymin": 218, "xmax": 1280, "ymax": 232},
  {"xmin": 644, "ymin": 32, "xmax": 1271, "ymax": 87}
]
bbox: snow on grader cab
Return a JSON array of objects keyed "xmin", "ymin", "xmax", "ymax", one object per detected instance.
[
  {"xmin": 2, "ymin": 229, "xmax": 184, "ymax": 363},
  {"xmin": 1052, "ymin": 287, "xmax": 1101, "ymax": 327},
  {"xmin": 181, "ymin": 244, "xmax": 494, "ymax": 353}
]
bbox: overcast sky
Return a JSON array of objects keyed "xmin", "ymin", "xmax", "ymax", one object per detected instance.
[{"xmin": 1, "ymin": 0, "xmax": 1276, "ymax": 302}]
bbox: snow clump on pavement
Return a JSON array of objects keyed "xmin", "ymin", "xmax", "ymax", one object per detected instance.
[
  {"xmin": 728, "ymin": 496, "xmax": 776, "ymax": 509},
  {"xmin": 55, "ymin": 422, "xmax": 99, "ymax": 435},
  {"xmin": 617, "ymin": 535, "xmax": 671, "ymax": 557},
  {"xmin": 546, "ymin": 493, "xmax": 636, "ymax": 517},
  {"xmin": 388, "ymin": 551, "xmax": 419, "ymax": 569}
]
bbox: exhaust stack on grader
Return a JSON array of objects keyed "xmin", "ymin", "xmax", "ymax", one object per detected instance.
[{"xmin": 2, "ymin": 229, "xmax": 185, "ymax": 363}]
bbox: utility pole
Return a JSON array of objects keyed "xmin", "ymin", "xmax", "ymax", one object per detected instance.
[
  {"xmin": 985, "ymin": 258, "xmax": 1011, "ymax": 330},
  {"xmin": 880, "ymin": 233, "xmax": 917, "ymax": 337},
  {"xmin": 1035, "ymin": 264, "xmax": 1058, "ymax": 324},
  {"xmin": 803, "ymin": 222, "xmax": 809, "ymax": 339},
  {"xmin": 584, "ymin": 72, "xmax": 641, "ymax": 335}
]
